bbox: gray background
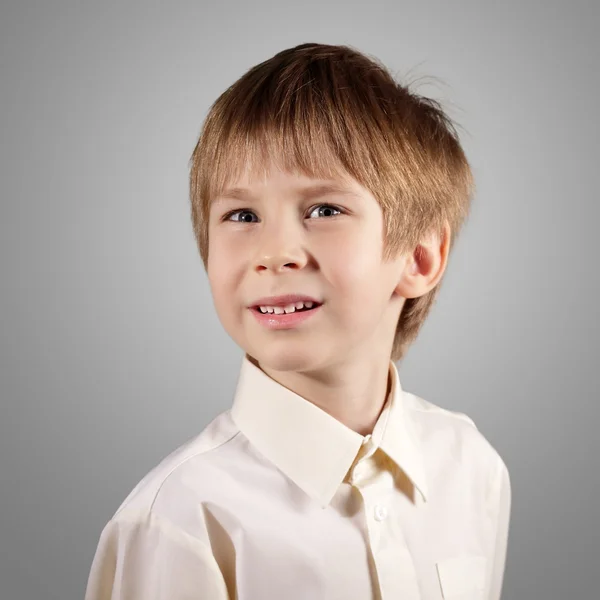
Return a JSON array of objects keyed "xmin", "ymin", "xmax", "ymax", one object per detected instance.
[{"xmin": 1, "ymin": 1, "xmax": 598, "ymax": 599}]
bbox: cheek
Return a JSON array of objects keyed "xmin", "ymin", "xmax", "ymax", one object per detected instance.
[
  {"xmin": 326, "ymin": 236, "xmax": 380, "ymax": 291},
  {"xmin": 207, "ymin": 233, "xmax": 241, "ymax": 277},
  {"xmin": 207, "ymin": 252, "xmax": 238, "ymax": 317}
]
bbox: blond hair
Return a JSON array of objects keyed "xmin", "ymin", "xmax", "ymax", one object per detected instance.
[{"xmin": 189, "ymin": 43, "xmax": 475, "ymax": 362}]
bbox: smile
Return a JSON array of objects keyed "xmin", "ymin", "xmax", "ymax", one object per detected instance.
[{"xmin": 249, "ymin": 303, "xmax": 322, "ymax": 330}]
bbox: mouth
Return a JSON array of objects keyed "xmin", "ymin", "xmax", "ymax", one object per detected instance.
[
  {"xmin": 249, "ymin": 301, "xmax": 323, "ymax": 330},
  {"xmin": 252, "ymin": 302, "xmax": 323, "ymax": 315}
]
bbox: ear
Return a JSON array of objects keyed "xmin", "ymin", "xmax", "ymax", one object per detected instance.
[{"xmin": 395, "ymin": 221, "xmax": 451, "ymax": 300}]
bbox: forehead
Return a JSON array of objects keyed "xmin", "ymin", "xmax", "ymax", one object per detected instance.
[{"xmin": 212, "ymin": 163, "xmax": 365, "ymax": 205}]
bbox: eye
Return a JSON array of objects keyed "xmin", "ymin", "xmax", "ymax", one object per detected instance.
[
  {"xmin": 308, "ymin": 204, "xmax": 342, "ymax": 219},
  {"xmin": 222, "ymin": 204, "xmax": 343, "ymax": 223},
  {"xmin": 222, "ymin": 209, "xmax": 257, "ymax": 223}
]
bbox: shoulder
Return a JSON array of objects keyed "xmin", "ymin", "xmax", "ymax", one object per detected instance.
[
  {"xmin": 403, "ymin": 391, "xmax": 509, "ymax": 490},
  {"xmin": 109, "ymin": 409, "xmax": 244, "ymax": 531},
  {"xmin": 87, "ymin": 412, "xmax": 238, "ymax": 598}
]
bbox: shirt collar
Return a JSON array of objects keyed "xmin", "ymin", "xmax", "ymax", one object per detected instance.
[{"xmin": 230, "ymin": 353, "xmax": 428, "ymax": 508}]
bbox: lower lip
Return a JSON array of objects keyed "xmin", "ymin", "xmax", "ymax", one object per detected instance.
[{"xmin": 249, "ymin": 304, "xmax": 322, "ymax": 329}]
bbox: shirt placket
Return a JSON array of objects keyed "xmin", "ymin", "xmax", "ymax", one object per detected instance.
[{"xmin": 351, "ymin": 436, "xmax": 422, "ymax": 600}]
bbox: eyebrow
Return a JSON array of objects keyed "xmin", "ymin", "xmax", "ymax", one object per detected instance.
[{"xmin": 213, "ymin": 182, "xmax": 359, "ymax": 204}]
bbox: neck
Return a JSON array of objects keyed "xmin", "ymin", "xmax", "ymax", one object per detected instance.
[{"xmin": 252, "ymin": 353, "xmax": 393, "ymax": 436}]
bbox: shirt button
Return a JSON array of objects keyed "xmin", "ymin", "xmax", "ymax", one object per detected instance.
[{"xmin": 374, "ymin": 504, "xmax": 388, "ymax": 521}]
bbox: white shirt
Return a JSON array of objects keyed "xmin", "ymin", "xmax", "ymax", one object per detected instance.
[{"xmin": 85, "ymin": 354, "xmax": 511, "ymax": 600}]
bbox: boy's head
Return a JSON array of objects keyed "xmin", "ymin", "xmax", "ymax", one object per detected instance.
[{"xmin": 189, "ymin": 43, "xmax": 474, "ymax": 368}]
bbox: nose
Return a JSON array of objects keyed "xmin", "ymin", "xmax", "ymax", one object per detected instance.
[{"xmin": 253, "ymin": 219, "xmax": 308, "ymax": 273}]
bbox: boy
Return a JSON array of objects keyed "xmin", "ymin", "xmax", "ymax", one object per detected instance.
[{"xmin": 85, "ymin": 42, "xmax": 511, "ymax": 599}]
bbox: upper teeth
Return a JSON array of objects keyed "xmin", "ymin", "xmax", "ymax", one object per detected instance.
[{"xmin": 259, "ymin": 301, "xmax": 315, "ymax": 314}]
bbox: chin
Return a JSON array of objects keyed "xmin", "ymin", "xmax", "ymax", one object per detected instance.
[{"xmin": 248, "ymin": 344, "xmax": 326, "ymax": 374}]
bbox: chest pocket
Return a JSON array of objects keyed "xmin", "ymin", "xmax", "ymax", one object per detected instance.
[{"xmin": 435, "ymin": 555, "xmax": 487, "ymax": 599}]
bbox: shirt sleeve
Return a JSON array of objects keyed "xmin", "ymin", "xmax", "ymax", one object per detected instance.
[
  {"xmin": 84, "ymin": 510, "xmax": 230, "ymax": 600},
  {"xmin": 487, "ymin": 456, "xmax": 512, "ymax": 600}
]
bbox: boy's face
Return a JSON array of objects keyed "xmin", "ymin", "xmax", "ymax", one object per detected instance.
[{"xmin": 206, "ymin": 164, "xmax": 410, "ymax": 373}]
